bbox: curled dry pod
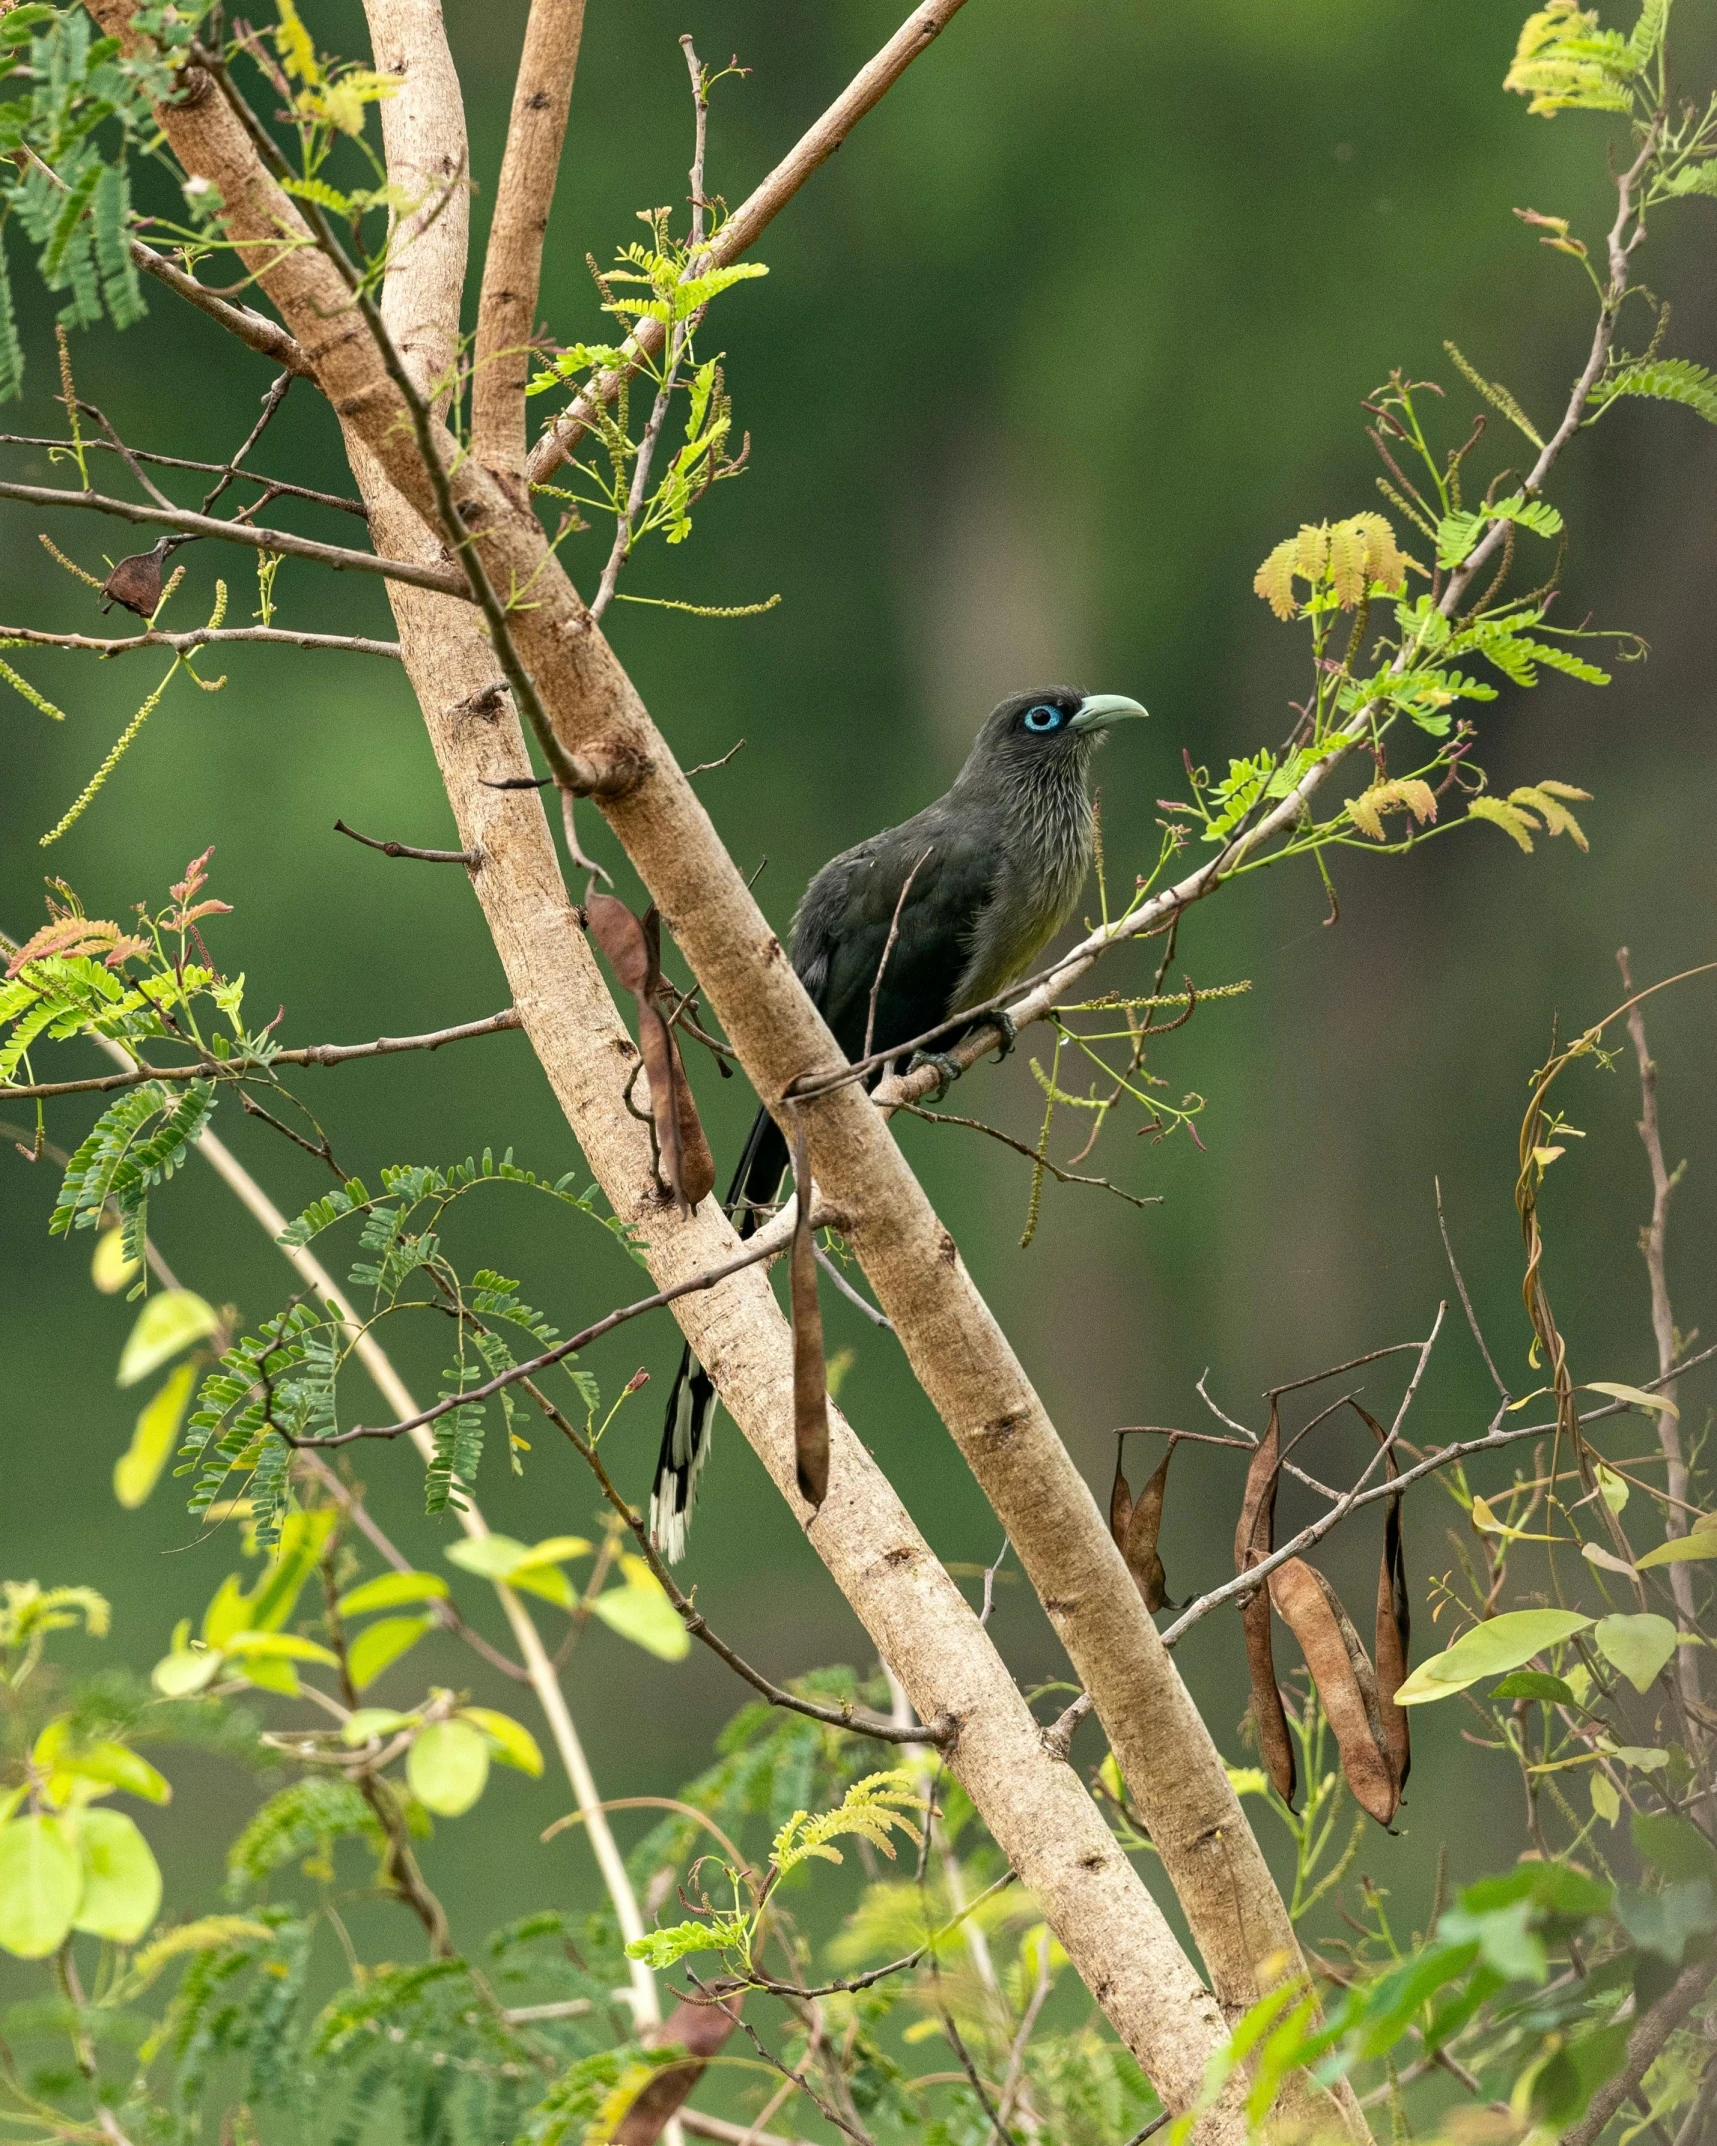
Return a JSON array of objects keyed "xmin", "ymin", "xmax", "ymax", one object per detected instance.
[
  {"xmin": 584, "ymin": 896, "xmax": 714, "ymax": 1213},
  {"xmin": 1351, "ymin": 1402, "xmax": 1411, "ymax": 1794},
  {"xmin": 1111, "ymin": 1434, "xmax": 1178, "ymax": 1612},
  {"xmin": 1235, "ymin": 1404, "xmax": 1295, "ymax": 1806},
  {"xmin": 1268, "ymin": 1557, "xmax": 1399, "ymax": 1826},
  {"xmin": 787, "ymin": 1114, "xmax": 829, "ymax": 1509}
]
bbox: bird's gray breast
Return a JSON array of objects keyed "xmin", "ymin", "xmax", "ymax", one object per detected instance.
[{"xmin": 951, "ymin": 774, "xmax": 1093, "ymax": 1011}]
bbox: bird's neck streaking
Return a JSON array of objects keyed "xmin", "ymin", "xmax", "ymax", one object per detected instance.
[{"xmin": 946, "ymin": 740, "xmax": 1097, "ymax": 1010}]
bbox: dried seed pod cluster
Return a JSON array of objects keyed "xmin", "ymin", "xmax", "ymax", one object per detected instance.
[{"xmin": 1235, "ymin": 1403, "xmax": 1412, "ymax": 1826}]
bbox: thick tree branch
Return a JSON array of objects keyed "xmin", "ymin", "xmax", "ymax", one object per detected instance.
[
  {"xmin": 471, "ymin": 0, "xmax": 587, "ymax": 477},
  {"xmin": 524, "ymin": 0, "xmax": 975, "ymax": 481}
]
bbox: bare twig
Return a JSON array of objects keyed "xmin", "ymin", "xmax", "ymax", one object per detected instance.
[
  {"xmin": 1617, "ymin": 949, "xmax": 1698, "ymax": 1710},
  {"xmin": 0, "ymin": 1009, "xmax": 522, "ymax": 1101},
  {"xmin": 1437, "ymin": 1178, "xmax": 1511, "ymax": 1404},
  {"xmin": 0, "ymin": 622, "xmax": 399, "ymax": 658},
  {"xmin": 0, "ymin": 480, "xmax": 468, "ymax": 595},
  {"xmin": 897, "ymin": 1100, "xmax": 1158, "ymax": 1210},
  {"xmin": 864, "ymin": 845, "xmax": 933, "ymax": 1063},
  {"xmin": 813, "ymin": 1245, "xmax": 894, "ymax": 1330},
  {"xmin": 334, "ymin": 818, "xmax": 476, "ymax": 865},
  {"xmin": 0, "ymin": 431, "xmax": 364, "ymax": 514},
  {"xmin": 200, "ymin": 371, "xmax": 295, "ymax": 516}
]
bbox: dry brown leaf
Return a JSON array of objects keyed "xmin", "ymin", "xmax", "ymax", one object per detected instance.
[
  {"xmin": 100, "ymin": 542, "xmax": 173, "ymax": 619},
  {"xmin": 788, "ymin": 1113, "xmax": 830, "ymax": 1510},
  {"xmin": 1268, "ymin": 1559, "xmax": 1399, "ymax": 1826},
  {"xmin": 1235, "ymin": 1404, "xmax": 1295, "ymax": 1805},
  {"xmin": 614, "ymin": 1994, "xmax": 742, "ymax": 2144}
]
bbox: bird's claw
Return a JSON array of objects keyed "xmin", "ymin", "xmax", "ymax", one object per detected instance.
[
  {"xmin": 988, "ymin": 1008, "xmax": 1018, "ymax": 1062},
  {"xmin": 907, "ymin": 1049, "xmax": 963, "ymax": 1103}
]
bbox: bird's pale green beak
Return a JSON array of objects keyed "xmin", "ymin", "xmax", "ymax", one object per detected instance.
[{"xmin": 1070, "ymin": 692, "xmax": 1149, "ymax": 732}]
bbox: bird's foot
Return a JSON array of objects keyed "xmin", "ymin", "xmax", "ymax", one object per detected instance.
[
  {"xmin": 907, "ymin": 1049, "xmax": 964, "ymax": 1103},
  {"xmin": 987, "ymin": 1008, "xmax": 1019, "ymax": 1062}
]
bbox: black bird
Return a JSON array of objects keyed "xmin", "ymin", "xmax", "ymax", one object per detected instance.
[{"xmin": 650, "ymin": 684, "xmax": 1148, "ymax": 1558}]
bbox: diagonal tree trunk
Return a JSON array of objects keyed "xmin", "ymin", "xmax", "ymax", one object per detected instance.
[{"xmin": 82, "ymin": 2, "xmax": 1367, "ymax": 2131}]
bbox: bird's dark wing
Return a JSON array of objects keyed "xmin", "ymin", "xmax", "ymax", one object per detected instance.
[{"xmin": 790, "ymin": 802, "xmax": 1001, "ymax": 1061}]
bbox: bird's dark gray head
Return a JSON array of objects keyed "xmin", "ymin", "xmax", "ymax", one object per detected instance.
[{"xmin": 957, "ymin": 686, "xmax": 1148, "ymax": 789}]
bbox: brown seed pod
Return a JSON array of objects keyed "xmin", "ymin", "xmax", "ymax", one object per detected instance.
[
  {"xmin": 584, "ymin": 895, "xmax": 714, "ymax": 1212},
  {"xmin": 1268, "ymin": 1557, "xmax": 1399, "ymax": 1826},
  {"xmin": 1351, "ymin": 1402, "xmax": 1411, "ymax": 1793},
  {"xmin": 788, "ymin": 1112, "xmax": 829, "ymax": 1509},
  {"xmin": 1111, "ymin": 1434, "xmax": 1179, "ymax": 1612},
  {"xmin": 1235, "ymin": 1403, "xmax": 1296, "ymax": 1806},
  {"xmin": 614, "ymin": 1992, "xmax": 743, "ymax": 2144}
]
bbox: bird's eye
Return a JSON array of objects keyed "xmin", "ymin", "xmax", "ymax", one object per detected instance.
[{"xmin": 1022, "ymin": 704, "xmax": 1063, "ymax": 732}]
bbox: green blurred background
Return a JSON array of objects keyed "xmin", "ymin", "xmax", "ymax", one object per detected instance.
[{"xmin": 4, "ymin": 0, "xmax": 1715, "ymax": 2039}]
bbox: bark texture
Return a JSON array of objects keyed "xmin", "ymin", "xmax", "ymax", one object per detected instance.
[{"xmin": 471, "ymin": 0, "xmax": 587, "ymax": 475}]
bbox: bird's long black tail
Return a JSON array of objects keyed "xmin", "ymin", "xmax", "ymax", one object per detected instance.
[{"xmin": 649, "ymin": 1104, "xmax": 788, "ymax": 1560}]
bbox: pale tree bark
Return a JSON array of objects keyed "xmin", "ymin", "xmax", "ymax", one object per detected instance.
[
  {"xmin": 470, "ymin": 0, "xmax": 587, "ymax": 477},
  {"xmin": 80, "ymin": 3, "xmax": 1369, "ymax": 2133}
]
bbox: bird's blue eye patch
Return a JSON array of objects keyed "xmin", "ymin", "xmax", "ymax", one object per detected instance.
[{"xmin": 1023, "ymin": 703, "xmax": 1063, "ymax": 732}]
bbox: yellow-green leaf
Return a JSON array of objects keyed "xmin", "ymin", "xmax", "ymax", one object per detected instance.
[
  {"xmin": 340, "ymin": 1708, "xmax": 414, "ymax": 1746},
  {"xmin": 407, "ymin": 1721, "xmax": 489, "ymax": 1816},
  {"xmin": 337, "ymin": 1571, "xmax": 448, "ymax": 1617},
  {"xmin": 459, "ymin": 1707, "xmax": 543, "ymax": 1777},
  {"xmin": 33, "ymin": 1720, "xmax": 170, "ymax": 1806},
  {"xmin": 70, "ymin": 1808, "xmax": 160, "ymax": 1943},
  {"xmin": 116, "ymin": 1290, "xmax": 218, "ymax": 1388},
  {"xmin": 347, "ymin": 1615, "xmax": 433, "ymax": 1692},
  {"xmin": 1638, "ymin": 1532, "xmax": 1717, "ymax": 1570},
  {"xmin": 221, "ymin": 1631, "xmax": 338, "ymax": 1665},
  {"xmin": 1594, "ymin": 1613, "xmax": 1678, "ymax": 1694},
  {"xmin": 91, "ymin": 1225, "xmax": 140, "ymax": 1294},
  {"xmin": 151, "ymin": 1646, "xmax": 219, "ymax": 1697},
  {"xmin": 1590, "ymin": 1772, "xmax": 1621, "ymax": 1826},
  {"xmin": 115, "ymin": 1361, "xmax": 198, "ymax": 1508},
  {"xmin": 0, "ymin": 1816, "xmax": 81, "ymax": 1958},
  {"xmin": 1586, "ymin": 1380, "xmax": 1678, "ymax": 1420},
  {"xmin": 1394, "ymin": 1609, "xmax": 1592, "ymax": 1704},
  {"xmin": 122, "ymin": 1916, "xmax": 271, "ymax": 1994},
  {"xmin": 587, "ymin": 1557, "xmax": 690, "ymax": 1661}
]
